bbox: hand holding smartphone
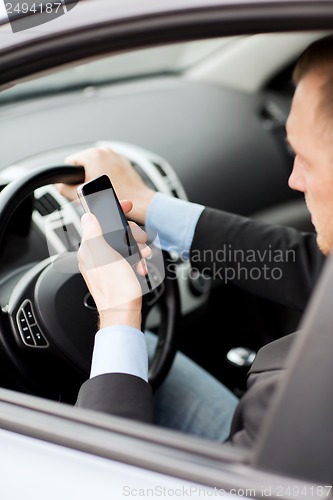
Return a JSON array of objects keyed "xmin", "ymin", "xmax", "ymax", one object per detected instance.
[
  {"xmin": 77, "ymin": 174, "xmax": 152, "ymax": 293},
  {"xmin": 77, "ymin": 175, "xmax": 141, "ymax": 260}
]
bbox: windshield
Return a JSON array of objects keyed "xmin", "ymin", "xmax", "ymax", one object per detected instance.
[{"xmin": 0, "ymin": 37, "xmax": 239, "ymax": 103}]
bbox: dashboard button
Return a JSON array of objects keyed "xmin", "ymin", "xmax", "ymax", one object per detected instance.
[
  {"xmin": 18, "ymin": 312, "xmax": 35, "ymax": 346},
  {"xmin": 23, "ymin": 302, "xmax": 35, "ymax": 326},
  {"xmin": 30, "ymin": 325, "xmax": 48, "ymax": 347},
  {"xmin": 18, "ymin": 311, "xmax": 28, "ymax": 329},
  {"xmin": 17, "ymin": 301, "xmax": 48, "ymax": 348}
]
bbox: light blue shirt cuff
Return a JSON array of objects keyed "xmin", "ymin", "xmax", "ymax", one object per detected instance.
[
  {"xmin": 90, "ymin": 325, "xmax": 148, "ymax": 382},
  {"xmin": 146, "ymin": 193, "xmax": 205, "ymax": 259}
]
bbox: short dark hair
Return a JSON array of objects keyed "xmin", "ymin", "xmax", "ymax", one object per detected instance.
[
  {"xmin": 293, "ymin": 35, "xmax": 333, "ymax": 129},
  {"xmin": 293, "ymin": 35, "xmax": 333, "ymax": 85}
]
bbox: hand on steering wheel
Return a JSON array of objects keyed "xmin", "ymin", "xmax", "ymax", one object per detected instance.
[{"xmin": 57, "ymin": 147, "xmax": 156, "ymax": 225}]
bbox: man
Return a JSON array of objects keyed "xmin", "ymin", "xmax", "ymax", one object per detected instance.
[{"xmin": 58, "ymin": 35, "xmax": 331, "ymax": 448}]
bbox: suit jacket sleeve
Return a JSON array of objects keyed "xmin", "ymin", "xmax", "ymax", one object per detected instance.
[
  {"xmin": 76, "ymin": 373, "xmax": 153, "ymax": 424},
  {"xmin": 191, "ymin": 208, "xmax": 325, "ymax": 312}
]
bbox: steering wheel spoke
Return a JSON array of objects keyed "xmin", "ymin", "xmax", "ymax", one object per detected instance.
[{"xmin": 7, "ymin": 258, "xmax": 51, "ymax": 350}]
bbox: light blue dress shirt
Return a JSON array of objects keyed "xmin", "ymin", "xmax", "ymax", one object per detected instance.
[{"xmin": 89, "ymin": 193, "xmax": 205, "ymax": 382}]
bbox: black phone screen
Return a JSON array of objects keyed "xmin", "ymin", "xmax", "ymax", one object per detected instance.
[{"xmin": 80, "ymin": 175, "xmax": 140, "ymax": 262}]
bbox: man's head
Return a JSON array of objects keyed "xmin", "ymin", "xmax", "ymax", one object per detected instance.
[{"xmin": 287, "ymin": 35, "xmax": 333, "ymax": 255}]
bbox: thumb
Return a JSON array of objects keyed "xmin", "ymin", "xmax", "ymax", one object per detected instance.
[
  {"xmin": 81, "ymin": 213, "xmax": 103, "ymax": 240},
  {"xmin": 79, "ymin": 213, "xmax": 116, "ymax": 270}
]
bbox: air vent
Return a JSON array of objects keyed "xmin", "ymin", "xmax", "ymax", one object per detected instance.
[
  {"xmin": 34, "ymin": 193, "xmax": 61, "ymax": 216},
  {"xmin": 152, "ymin": 161, "xmax": 167, "ymax": 177},
  {"xmin": 130, "ymin": 161, "xmax": 157, "ymax": 191}
]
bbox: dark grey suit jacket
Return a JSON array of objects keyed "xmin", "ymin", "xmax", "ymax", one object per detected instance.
[{"xmin": 77, "ymin": 208, "xmax": 325, "ymax": 446}]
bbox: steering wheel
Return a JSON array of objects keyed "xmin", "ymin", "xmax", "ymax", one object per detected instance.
[{"xmin": 0, "ymin": 165, "xmax": 180, "ymax": 399}]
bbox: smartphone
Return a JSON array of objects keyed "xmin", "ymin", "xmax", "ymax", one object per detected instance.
[{"xmin": 77, "ymin": 174, "xmax": 142, "ymax": 265}]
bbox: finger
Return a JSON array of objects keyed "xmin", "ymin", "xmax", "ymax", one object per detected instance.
[
  {"xmin": 80, "ymin": 213, "xmax": 119, "ymax": 269},
  {"xmin": 120, "ymin": 200, "xmax": 133, "ymax": 215},
  {"xmin": 128, "ymin": 221, "xmax": 151, "ymax": 259},
  {"xmin": 128, "ymin": 221, "xmax": 148, "ymax": 244},
  {"xmin": 64, "ymin": 150, "xmax": 92, "ymax": 165},
  {"xmin": 56, "ymin": 155, "xmax": 85, "ymax": 199},
  {"xmin": 138, "ymin": 242, "xmax": 152, "ymax": 259},
  {"xmin": 56, "ymin": 182, "xmax": 78, "ymax": 200},
  {"xmin": 81, "ymin": 212, "xmax": 103, "ymax": 240},
  {"xmin": 136, "ymin": 258, "xmax": 148, "ymax": 276},
  {"xmin": 57, "ymin": 151, "xmax": 95, "ymax": 199}
]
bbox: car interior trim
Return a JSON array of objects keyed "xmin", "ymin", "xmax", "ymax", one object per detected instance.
[{"xmin": 0, "ymin": 388, "xmax": 321, "ymax": 498}]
